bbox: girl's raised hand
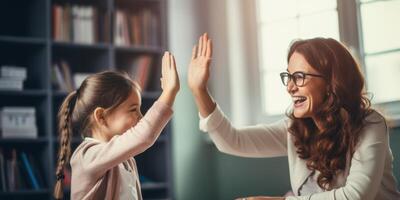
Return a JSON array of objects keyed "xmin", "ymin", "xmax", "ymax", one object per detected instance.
[
  {"xmin": 188, "ymin": 33, "xmax": 212, "ymax": 94},
  {"xmin": 159, "ymin": 51, "xmax": 180, "ymax": 106}
]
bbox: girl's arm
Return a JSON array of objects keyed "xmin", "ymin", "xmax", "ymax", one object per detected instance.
[{"xmin": 73, "ymin": 52, "xmax": 179, "ymax": 178}]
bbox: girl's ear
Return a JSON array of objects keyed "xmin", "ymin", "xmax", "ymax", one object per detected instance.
[{"xmin": 93, "ymin": 107, "xmax": 106, "ymax": 126}]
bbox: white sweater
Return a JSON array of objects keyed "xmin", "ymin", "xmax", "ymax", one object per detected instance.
[{"xmin": 199, "ymin": 105, "xmax": 400, "ymax": 200}]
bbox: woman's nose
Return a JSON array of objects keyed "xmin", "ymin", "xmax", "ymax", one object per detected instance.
[{"xmin": 286, "ymin": 80, "xmax": 298, "ymax": 94}]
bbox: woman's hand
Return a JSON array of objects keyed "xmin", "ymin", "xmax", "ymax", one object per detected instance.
[
  {"xmin": 188, "ymin": 33, "xmax": 212, "ymax": 95},
  {"xmin": 235, "ymin": 196, "xmax": 285, "ymax": 200},
  {"xmin": 159, "ymin": 51, "xmax": 180, "ymax": 106},
  {"xmin": 187, "ymin": 33, "xmax": 216, "ymax": 117}
]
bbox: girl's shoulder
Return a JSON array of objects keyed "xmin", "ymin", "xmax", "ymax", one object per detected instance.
[{"xmin": 70, "ymin": 137, "xmax": 103, "ymax": 163}]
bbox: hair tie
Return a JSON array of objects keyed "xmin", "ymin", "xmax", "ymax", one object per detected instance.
[{"xmin": 56, "ymin": 173, "xmax": 65, "ymax": 180}]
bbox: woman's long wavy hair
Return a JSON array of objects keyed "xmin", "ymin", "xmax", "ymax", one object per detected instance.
[
  {"xmin": 286, "ymin": 38, "xmax": 373, "ymax": 190},
  {"xmin": 53, "ymin": 71, "xmax": 140, "ymax": 199}
]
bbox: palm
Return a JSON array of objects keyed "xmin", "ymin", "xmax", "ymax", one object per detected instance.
[
  {"xmin": 161, "ymin": 52, "xmax": 180, "ymax": 94},
  {"xmin": 188, "ymin": 33, "xmax": 212, "ymax": 93},
  {"xmin": 188, "ymin": 57, "xmax": 210, "ymax": 91}
]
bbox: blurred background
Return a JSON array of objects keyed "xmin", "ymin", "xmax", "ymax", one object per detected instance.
[{"xmin": 0, "ymin": 0, "xmax": 399, "ymax": 199}]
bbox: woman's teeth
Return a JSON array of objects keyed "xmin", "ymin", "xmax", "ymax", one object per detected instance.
[{"xmin": 293, "ymin": 96, "xmax": 307, "ymax": 105}]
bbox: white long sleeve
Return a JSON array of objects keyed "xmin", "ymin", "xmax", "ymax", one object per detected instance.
[{"xmin": 199, "ymin": 104, "xmax": 289, "ymax": 158}]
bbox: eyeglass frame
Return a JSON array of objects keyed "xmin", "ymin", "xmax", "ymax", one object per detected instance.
[{"xmin": 279, "ymin": 71, "xmax": 325, "ymax": 87}]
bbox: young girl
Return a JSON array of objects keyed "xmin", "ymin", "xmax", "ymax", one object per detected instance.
[{"xmin": 53, "ymin": 52, "xmax": 179, "ymax": 200}]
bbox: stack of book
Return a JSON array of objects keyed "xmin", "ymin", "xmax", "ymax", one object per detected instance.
[
  {"xmin": 0, "ymin": 66, "xmax": 27, "ymax": 91},
  {"xmin": 0, "ymin": 107, "xmax": 38, "ymax": 139},
  {"xmin": 120, "ymin": 55, "xmax": 153, "ymax": 90},
  {"xmin": 114, "ymin": 8, "xmax": 160, "ymax": 47},
  {"xmin": 0, "ymin": 148, "xmax": 45, "ymax": 191},
  {"xmin": 52, "ymin": 4, "xmax": 106, "ymax": 44},
  {"xmin": 52, "ymin": 60, "xmax": 92, "ymax": 92}
]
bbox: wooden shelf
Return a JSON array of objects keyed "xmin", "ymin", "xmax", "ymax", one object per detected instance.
[
  {"xmin": 0, "ymin": 0, "xmax": 171, "ymax": 199},
  {"xmin": 52, "ymin": 41, "xmax": 110, "ymax": 50},
  {"xmin": 0, "ymin": 36, "xmax": 46, "ymax": 45},
  {"xmin": 0, "ymin": 137, "xmax": 48, "ymax": 145},
  {"xmin": 0, "ymin": 90, "xmax": 47, "ymax": 97},
  {"xmin": 115, "ymin": 45, "xmax": 164, "ymax": 54}
]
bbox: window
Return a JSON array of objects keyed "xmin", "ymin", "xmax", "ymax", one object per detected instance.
[
  {"xmin": 255, "ymin": 0, "xmax": 400, "ymax": 117},
  {"xmin": 359, "ymin": 0, "xmax": 400, "ymax": 103},
  {"xmin": 255, "ymin": 0, "xmax": 339, "ymax": 116}
]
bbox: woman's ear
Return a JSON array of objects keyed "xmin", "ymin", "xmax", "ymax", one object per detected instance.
[{"xmin": 93, "ymin": 107, "xmax": 107, "ymax": 126}]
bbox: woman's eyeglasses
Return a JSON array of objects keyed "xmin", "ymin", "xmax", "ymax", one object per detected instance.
[{"xmin": 280, "ymin": 71, "xmax": 325, "ymax": 87}]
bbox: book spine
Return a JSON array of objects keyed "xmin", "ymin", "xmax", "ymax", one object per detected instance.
[{"xmin": 20, "ymin": 152, "xmax": 39, "ymax": 190}]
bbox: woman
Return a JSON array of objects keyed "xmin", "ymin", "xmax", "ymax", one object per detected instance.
[{"xmin": 188, "ymin": 33, "xmax": 400, "ymax": 200}]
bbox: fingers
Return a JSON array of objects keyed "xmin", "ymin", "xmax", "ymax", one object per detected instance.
[
  {"xmin": 171, "ymin": 53, "xmax": 177, "ymax": 71},
  {"xmin": 201, "ymin": 33, "xmax": 207, "ymax": 56},
  {"xmin": 195, "ymin": 33, "xmax": 212, "ymax": 58},
  {"xmin": 162, "ymin": 51, "xmax": 168, "ymax": 78},
  {"xmin": 206, "ymin": 38, "xmax": 212, "ymax": 58},
  {"xmin": 191, "ymin": 46, "xmax": 197, "ymax": 60},
  {"xmin": 197, "ymin": 35, "xmax": 203, "ymax": 58},
  {"xmin": 166, "ymin": 52, "xmax": 171, "ymax": 70}
]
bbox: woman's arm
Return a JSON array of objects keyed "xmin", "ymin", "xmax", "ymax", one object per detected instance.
[
  {"xmin": 188, "ymin": 33, "xmax": 288, "ymax": 157},
  {"xmin": 201, "ymin": 104, "xmax": 288, "ymax": 157}
]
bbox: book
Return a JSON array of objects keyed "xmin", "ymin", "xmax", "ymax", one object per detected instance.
[
  {"xmin": 20, "ymin": 152, "xmax": 39, "ymax": 190},
  {"xmin": 0, "ymin": 149, "xmax": 7, "ymax": 191},
  {"xmin": 59, "ymin": 60, "xmax": 74, "ymax": 92},
  {"xmin": 27, "ymin": 153, "xmax": 45, "ymax": 188}
]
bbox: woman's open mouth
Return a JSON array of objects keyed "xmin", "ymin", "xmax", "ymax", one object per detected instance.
[{"xmin": 292, "ymin": 96, "xmax": 307, "ymax": 108}]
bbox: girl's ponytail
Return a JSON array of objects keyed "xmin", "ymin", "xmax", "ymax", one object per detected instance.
[{"xmin": 54, "ymin": 91, "xmax": 77, "ymax": 199}]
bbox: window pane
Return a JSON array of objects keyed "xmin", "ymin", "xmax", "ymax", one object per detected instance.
[
  {"xmin": 257, "ymin": 0, "xmax": 297, "ymax": 23},
  {"xmin": 259, "ymin": 20, "xmax": 297, "ymax": 72},
  {"xmin": 360, "ymin": 0, "xmax": 400, "ymax": 53},
  {"xmin": 298, "ymin": 0, "xmax": 337, "ymax": 15},
  {"xmin": 365, "ymin": 52, "xmax": 400, "ymax": 103},
  {"xmin": 262, "ymin": 72, "xmax": 292, "ymax": 115},
  {"xmin": 298, "ymin": 10, "xmax": 339, "ymax": 39}
]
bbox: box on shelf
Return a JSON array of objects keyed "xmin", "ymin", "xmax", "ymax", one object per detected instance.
[{"xmin": 0, "ymin": 107, "xmax": 38, "ymax": 139}]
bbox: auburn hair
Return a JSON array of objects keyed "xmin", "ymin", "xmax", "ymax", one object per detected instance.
[{"xmin": 286, "ymin": 38, "xmax": 373, "ymax": 189}]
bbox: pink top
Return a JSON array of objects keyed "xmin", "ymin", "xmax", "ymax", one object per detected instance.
[{"xmin": 70, "ymin": 101, "xmax": 173, "ymax": 200}]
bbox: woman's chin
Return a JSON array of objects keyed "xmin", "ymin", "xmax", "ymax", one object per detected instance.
[{"xmin": 293, "ymin": 109, "xmax": 310, "ymax": 118}]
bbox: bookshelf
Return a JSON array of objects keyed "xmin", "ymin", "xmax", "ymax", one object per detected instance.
[{"xmin": 0, "ymin": 0, "xmax": 173, "ymax": 199}]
